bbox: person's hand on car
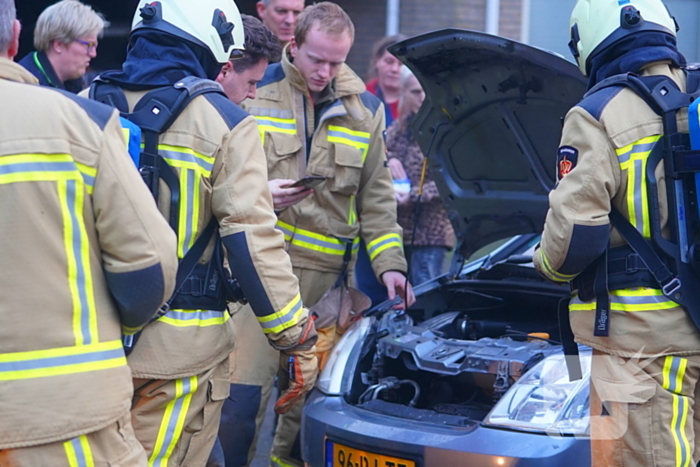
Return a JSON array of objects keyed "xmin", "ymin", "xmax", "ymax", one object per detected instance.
[
  {"xmin": 381, "ymin": 271, "xmax": 416, "ymax": 308},
  {"xmin": 269, "ymin": 179, "xmax": 313, "ymax": 210}
]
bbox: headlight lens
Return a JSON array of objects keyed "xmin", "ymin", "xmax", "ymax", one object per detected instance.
[
  {"xmin": 484, "ymin": 348, "xmax": 592, "ymax": 436},
  {"xmin": 315, "ymin": 316, "xmax": 372, "ymax": 395}
]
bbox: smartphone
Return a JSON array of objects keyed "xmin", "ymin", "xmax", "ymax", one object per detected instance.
[{"xmin": 287, "ymin": 175, "xmax": 326, "ymax": 189}]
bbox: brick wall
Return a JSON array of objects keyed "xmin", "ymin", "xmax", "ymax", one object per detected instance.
[
  {"xmin": 400, "ymin": 0, "xmax": 487, "ymax": 37},
  {"xmin": 335, "ymin": 0, "xmax": 388, "ymax": 79},
  {"xmin": 499, "ymin": 0, "xmax": 522, "ymax": 40}
]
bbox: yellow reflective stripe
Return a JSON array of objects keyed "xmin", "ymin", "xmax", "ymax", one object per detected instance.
[
  {"xmin": 64, "ymin": 436, "xmax": 95, "ymax": 467},
  {"xmin": 257, "ymin": 294, "xmax": 304, "ymax": 334},
  {"xmin": 176, "ymin": 169, "xmax": 193, "ymax": 258},
  {"xmin": 121, "ymin": 324, "xmax": 141, "ymax": 336},
  {"xmin": 156, "ymin": 144, "xmax": 214, "ymax": 177},
  {"xmin": 662, "ymin": 356, "xmax": 692, "ymax": 467},
  {"xmin": 570, "ymin": 288, "xmax": 678, "ymax": 312},
  {"xmin": 74, "ymin": 162, "xmax": 96, "ymax": 195},
  {"xmin": 58, "ymin": 179, "xmax": 98, "ymax": 346},
  {"xmin": 671, "ymin": 394, "xmax": 692, "ymax": 467},
  {"xmin": 276, "ymin": 220, "xmax": 360, "ymax": 256},
  {"xmin": 367, "ymin": 233, "xmax": 403, "ymax": 261},
  {"xmin": 348, "ymin": 195, "xmax": 357, "ymax": 225},
  {"xmin": 328, "ymin": 125, "xmax": 371, "ymax": 163},
  {"xmin": 270, "ymin": 456, "xmax": 298, "ymax": 467},
  {"xmin": 122, "ymin": 127, "xmax": 130, "ymax": 148},
  {"xmin": 255, "ymin": 116, "xmax": 297, "ymax": 145},
  {"xmin": 0, "ymin": 340, "xmax": 125, "ymax": 381},
  {"xmin": 616, "ymin": 135, "xmax": 661, "ymax": 239},
  {"xmin": 149, "ymin": 376, "xmax": 198, "ymax": 467},
  {"xmin": 0, "ymin": 154, "xmax": 88, "ymax": 187},
  {"xmin": 328, "ymin": 125, "xmax": 371, "ymax": 140},
  {"xmin": 158, "ymin": 309, "xmax": 231, "ymax": 328},
  {"xmin": 539, "ymin": 250, "xmax": 577, "ymax": 282}
]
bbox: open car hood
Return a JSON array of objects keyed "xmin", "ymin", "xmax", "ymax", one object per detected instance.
[{"xmin": 390, "ymin": 29, "xmax": 586, "ymax": 256}]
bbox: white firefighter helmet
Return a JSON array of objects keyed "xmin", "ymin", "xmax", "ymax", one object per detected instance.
[
  {"xmin": 568, "ymin": 0, "xmax": 678, "ymax": 76},
  {"xmin": 131, "ymin": 0, "xmax": 244, "ymax": 64}
]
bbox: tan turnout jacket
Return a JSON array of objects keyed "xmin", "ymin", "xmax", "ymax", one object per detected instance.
[
  {"xmin": 534, "ymin": 62, "xmax": 700, "ymax": 357},
  {"xmin": 243, "ymin": 51, "xmax": 407, "ymax": 279},
  {"xmin": 109, "ymin": 83, "xmax": 310, "ymax": 379},
  {"xmin": 0, "ymin": 59, "xmax": 177, "ymax": 448}
]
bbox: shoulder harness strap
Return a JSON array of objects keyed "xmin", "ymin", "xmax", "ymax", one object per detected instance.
[{"xmin": 589, "ymin": 70, "xmax": 700, "ymax": 333}]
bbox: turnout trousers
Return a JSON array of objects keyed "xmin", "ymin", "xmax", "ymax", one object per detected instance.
[
  {"xmin": 219, "ymin": 267, "xmax": 341, "ymax": 467},
  {"xmin": 590, "ymin": 349, "xmax": 700, "ymax": 467},
  {"xmin": 132, "ymin": 358, "xmax": 231, "ymax": 467},
  {"xmin": 0, "ymin": 412, "xmax": 147, "ymax": 467}
]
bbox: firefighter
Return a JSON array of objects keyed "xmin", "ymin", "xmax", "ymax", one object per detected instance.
[
  {"xmin": 534, "ymin": 0, "xmax": 700, "ymax": 465},
  {"xmin": 0, "ymin": 0, "xmax": 178, "ymax": 465},
  {"xmin": 85, "ymin": 1, "xmax": 319, "ymax": 466},
  {"xmin": 233, "ymin": 3, "xmax": 415, "ymax": 466}
]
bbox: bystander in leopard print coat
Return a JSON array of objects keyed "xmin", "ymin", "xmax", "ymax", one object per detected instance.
[{"xmin": 386, "ymin": 115, "xmax": 456, "ymax": 248}]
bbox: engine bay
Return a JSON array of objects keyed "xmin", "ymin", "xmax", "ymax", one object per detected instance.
[{"xmin": 350, "ymin": 280, "xmax": 566, "ymax": 425}]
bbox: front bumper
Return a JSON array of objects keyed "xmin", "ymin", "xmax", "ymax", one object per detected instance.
[{"xmin": 302, "ymin": 389, "xmax": 591, "ymax": 467}]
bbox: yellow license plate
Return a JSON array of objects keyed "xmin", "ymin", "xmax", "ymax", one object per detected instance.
[{"xmin": 327, "ymin": 440, "xmax": 415, "ymax": 467}]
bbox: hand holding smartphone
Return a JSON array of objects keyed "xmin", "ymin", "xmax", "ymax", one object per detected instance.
[{"xmin": 286, "ymin": 175, "xmax": 326, "ymax": 189}]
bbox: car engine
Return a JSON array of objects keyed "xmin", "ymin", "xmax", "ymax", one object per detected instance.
[{"xmin": 355, "ymin": 310, "xmax": 559, "ymax": 424}]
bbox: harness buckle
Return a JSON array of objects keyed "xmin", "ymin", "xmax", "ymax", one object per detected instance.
[
  {"xmin": 625, "ymin": 254, "xmax": 642, "ymax": 273},
  {"xmin": 662, "ymin": 277, "xmax": 682, "ymax": 297}
]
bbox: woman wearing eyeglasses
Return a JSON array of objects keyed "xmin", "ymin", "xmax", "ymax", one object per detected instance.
[{"xmin": 18, "ymin": 0, "xmax": 105, "ymax": 93}]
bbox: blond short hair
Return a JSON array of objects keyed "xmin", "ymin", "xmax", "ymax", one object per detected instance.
[
  {"xmin": 294, "ymin": 2, "xmax": 354, "ymax": 48},
  {"xmin": 33, "ymin": 0, "xmax": 105, "ymax": 52}
]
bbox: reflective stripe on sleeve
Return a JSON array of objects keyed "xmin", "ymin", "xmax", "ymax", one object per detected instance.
[
  {"xmin": 570, "ymin": 287, "xmax": 678, "ymax": 312},
  {"xmin": 276, "ymin": 220, "xmax": 360, "ymax": 256},
  {"xmin": 539, "ymin": 249, "xmax": 577, "ymax": 282},
  {"xmin": 257, "ymin": 293, "xmax": 304, "ymax": 334},
  {"xmin": 0, "ymin": 340, "xmax": 126, "ymax": 381},
  {"xmin": 616, "ymin": 135, "xmax": 661, "ymax": 239},
  {"xmin": 367, "ymin": 233, "xmax": 403, "ymax": 261}
]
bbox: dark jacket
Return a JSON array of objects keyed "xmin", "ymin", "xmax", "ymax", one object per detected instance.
[{"xmin": 18, "ymin": 51, "xmax": 85, "ymax": 93}]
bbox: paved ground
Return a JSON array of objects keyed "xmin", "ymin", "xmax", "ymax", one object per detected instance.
[{"xmin": 250, "ymin": 387, "xmax": 278, "ymax": 467}]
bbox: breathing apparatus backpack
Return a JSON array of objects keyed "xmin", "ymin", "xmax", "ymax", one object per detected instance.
[{"xmin": 89, "ymin": 76, "xmax": 246, "ymax": 354}]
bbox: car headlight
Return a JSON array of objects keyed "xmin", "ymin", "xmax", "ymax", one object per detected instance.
[
  {"xmin": 484, "ymin": 348, "xmax": 592, "ymax": 436},
  {"xmin": 315, "ymin": 316, "xmax": 372, "ymax": 395}
]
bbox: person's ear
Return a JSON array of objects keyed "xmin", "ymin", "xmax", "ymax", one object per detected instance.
[
  {"xmin": 289, "ymin": 37, "xmax": 298, "ymax": 58},
  {"xmin": 51, "ymin": 39, "xmax": 65, "ymax": 54},
  {"xmin": 7, "ymin": 20, "xmax": 20, "ymax": 60},
  {"xmin": 256, "ymin": 1, "xmax": 266, "ymax": 19},
  {"xmin": 222, "ymin": 61, "xmax": 233, "ymax": 76}
]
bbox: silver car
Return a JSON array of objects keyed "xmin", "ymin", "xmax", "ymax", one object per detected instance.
[{"xmin": 301, "ymin": 29, "xmax": 595, "ymax": 467}]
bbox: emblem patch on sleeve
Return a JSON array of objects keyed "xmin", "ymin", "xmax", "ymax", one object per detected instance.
[{"xmin": 557, "ymin": 146, "xmax": 579, "ymax": 180}]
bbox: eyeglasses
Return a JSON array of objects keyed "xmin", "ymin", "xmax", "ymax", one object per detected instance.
[{"xmin": 73, "ymin": 39, "xmax": 98, "ymax": 52}]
